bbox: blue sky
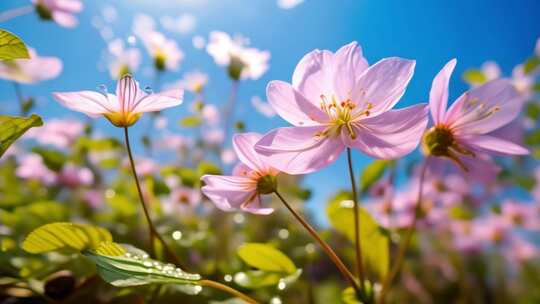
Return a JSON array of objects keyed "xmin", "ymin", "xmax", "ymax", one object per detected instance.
[{"xmin": 1, "ymin": 0, "xmax": 539, "ymax": 224}]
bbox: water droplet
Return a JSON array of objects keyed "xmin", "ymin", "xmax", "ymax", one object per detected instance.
[
  {"xmin": 143, "ymin": 261, "xmax": 153, "ymax": 267},
  {"xmin": 144, "ymin": 86, "xmax": 153, "ymax": 94},
  {"xmin": 224, "ymin": 274, "xmax": 233, "ymax": 282},
  {"xmin": 270, "ymin": 297, "xmax": 282, "ymax": 304},
  {"xmin": 277, "ymin": 279, "xmax": 286, "ymax": 290},
  {"xmin": 278, "ymin": 228, "xmax": 289, "ymax": 239}
]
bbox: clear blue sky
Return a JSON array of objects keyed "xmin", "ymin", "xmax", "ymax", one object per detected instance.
[{"xmin": 1, "ymin": 0, "xmax": 539, "ymax": 224}]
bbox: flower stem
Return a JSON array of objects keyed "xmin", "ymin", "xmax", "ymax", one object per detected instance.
[
  {"xmin": 199, "ymin": 279, "xmax": 259, "ymax": 304},
  {"xmin": 378, "ymin": 157, "xmax": 430, "ymax": 304},
  {"xmin": 123, "ymin": 126, "xmax": 185, "ymax": 269},
  {"xmin": 346, "ymin": 147, "xmax": 365, "ymax": 291},
  {"xmin": 0, "ymin": 5, "xmax": 33, "ymax": 23},
  {"xmin": 274, "ymin": 190, "xmax": 361, "ymax": 296},
  {"xmin": 223, "ymin": 80, "xmax": 239, "ymax": 145}
]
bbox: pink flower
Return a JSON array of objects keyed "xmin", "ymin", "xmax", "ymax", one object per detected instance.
[
  {"xmin": 201, "ymin": 133, "xmax": 280, "ymax": 215},
  {"xmin": 52, "ymin": 75, "xmax": 183, "ymax": 127},
  {"xmin": 32, "ymin": 0, "xmax": 83, "ymax": 28},
  {"xmin": 107, "ymin": 39, "xmax": 141, "ymax": 80},
  {"xmin": 0, "ymin": 48, "xmax": 62, "ymax": 84},
  {"xmin": 163, "ymin": 186, "xmax": 201, "ymax": 214},
  {"xmin": 140, "ymin": 31, "xmax": 184, "ymax": 72},
  {"xmin": 16, "ymin": 154, "xmax": 57, "ymax": 185},
  {"xmin": 500, "ymin": 200, "xmax": 540, "ymax": 230},
  {"xmin": 424, "ymin": 59, "xmax": 528, "ymax": 171},
  {"xmin": 57, "ymin": 164, "xmax": 94, "ymax": 188},
  {"xmin": 255, "ymin": 42, "xmax": 428, "ymax": 174},
  {"xmin": 24, "ymin": 118, "xmax": 84, "ymax": 149}
]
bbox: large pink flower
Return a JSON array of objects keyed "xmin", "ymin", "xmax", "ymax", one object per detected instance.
[
  {"xmin": 32, "ymin": 0, "xmax": 83, "ymax": 28},
  {"xmin": 423, "ymin": 59, "xmax": 528, "ymax": 170},
  {"xmin": 52, "ymin": 75, "xmax": 183, "ymax": 127},
  {"xmin": 254, "ymin": 42, "xmax": 428, "ymax": 174},
  {"xmin": 201, "ymin": 133, "xmax": 280, "ymax": 215}
]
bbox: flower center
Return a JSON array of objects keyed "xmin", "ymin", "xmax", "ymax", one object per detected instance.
[
  {"xmin": 35, "ymin": 3, "xmax": 53, "ymax": 20},
  {"xmin": 423, "ymin": 125, "xmax": 475, "ymax": 171},
  {"xmin": 256, "ymin": 174, "xmax": 277, "ymax": 195},
  {"xmin": 315, "ymin": 94, "xmax": 372, "ymax": 140}
]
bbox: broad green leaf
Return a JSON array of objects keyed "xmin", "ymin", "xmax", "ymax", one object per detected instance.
[
  {"xmin": 341, "ymin": 287, "xmax": 362, "ymax": 304},
  {"xmin": 179, "ymin": 116, "xmax": 202, "ymax": 127},
  {"xmin": 0, "ymin": 29, "xmax": 29, "ymax": 60},
  {"xmin": 526, "ymin": 103, "xmax": 540, "ymax": 121},
  {"xmin": 237, "ymin": 243, "xmax": 296, "ymax": 274},
  {"xmin": 22, "ymin": 222, "xmax": 112, "ymax": 254},
  {"xmin": 197, "ymin": 161, "xmax": 222, "ymax": 176},
  {"xmin": 326, "ymin": 200, "xmax": 389, "ymax": 280},
  {"xmin": 84, "ymin": 247, "xmax": 201, "ymax": 289},
  {"xmin": 524, "ymin": 56, "xmax": 540, "ymax": 74},
  {"xmin": 94, "ymin": 241, "xmax": 126, "ymax": 256},
  {"xmin": 0, "ymin": 115, "xmax": 43, "ymax": 157},
  {"xmin": 462, "ymin": 69, "xmax": 487, "ymax": 85},
  {"xmin": 31, "ymin": 147, "xmax": 67, "ymax": 171},
  {"xmin": 359, "ymin": 160, "xmax": 392, "ymax": 194},
  {"xmin": 233, "ymin": 269, "xmax": 302, "ymax": 289}
]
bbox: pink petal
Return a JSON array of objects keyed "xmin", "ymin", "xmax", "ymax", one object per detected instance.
[
  {"xmin": 292, "ymin": 49, "xmax": 335, "ymax": 103},
  {"xmin": 52, "ymin": 91, "xmax": 118, "ymax": 116},
  {"xmin": 266, "ymin": 80, "xmax": 327, "ymax": 126},
  {"xmin": 429, "ymin": 59, "xmax": 456, "ymax": 125},
  {"xmin": 352, "ymin": 57, "xmax": 415, "ymax": 117},
  {"xmin": 255, "ymin": 126, "xmax": 345, "ymax": 174},
  {"xmin": 232, "ymin": 163, "xmax": 252, "ymax": 177},
  {"xmin": 344, "ymin": 104, "xmax": 428, "ymax": 159},
  {"xmin": 447, "ymin": 79, "xmax": 523, "ymax": 134},
  {"xmin": 333, "ymin": 41, "xmax": 369, "ymax": 101},
  {"xmin": 131, "ymin": 89, "xmax": 183, "ymax": 113},
  {"xmin": 52, "ymin": 11, "xmax": 77, "ymax": 28},
  {"xmin": 460, "ymin": 134, "xmax": 529, "ymax": 155},
  {"xmin": 232, "ymin": 133, "xmax": 266, "ymax": 172},
  {"xmin": 56, "ymin": 0, "xmax": 83, "ymax": 12},
  {"xmin": 116, "ymin": 75, "xmax": 145, "ymax": 113},
  {"xmin": 201, "ymin": 175, "xmax": 273, "ymax": 214}
]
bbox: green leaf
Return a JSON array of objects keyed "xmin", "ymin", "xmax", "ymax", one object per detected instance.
[
  {"xmin": 31, "ymin": 147, "xmax": 67, "ymax": 171},
  {"xmin": 462, "ymin": 69, "xmax": 487, "ymax": 85},
  {"xmin": 0, "ymin": 114, "xmax": 43, "ymax": 157},
  {"xmin": 0, "ymin": 29, "xmax": 30, "ymax": 60},
  {"xmin": 233, "ymin": 269, "xmax": 302, "ymax": 289},
  {"xmin": 341, "ymin": 287, "xmax": 362, "ymax": 304},
  {"xmin": 326, "ymin": 200, "xmax": 389, "ymax": 280},
  {"xmin": 525, "ymin": 129, "xmax": 540, "ymax": 146},
  {"xmin": 526, "ymin": 103, "xmax": 540, "ymax": 121},
  {"xmin": 534, "ymin": 82, "xmax": 540, "ymax": 93},
  {"xmin": 84, "ymin": 247, "xmax": 201, "ymax": 289},
  {"xmin": 21, "ymin": 222, "xmax": 112, "ymax": 254},
  {"xmin": 359, "ymin": 160, "xmax": 391, "ymax": 193},
  {"xmin": 179, "ymin": 116, "xmax": 202, "ymax": 128},
  {"xmin": 197, "ymin": 161, "xmax": 222, "ymax": 176},
  {"xmin": 237, "ymin": 243, "xmax": 296, "ymax": 274},
  {"xmin": 523, "ymin": 56, "xmax": 540, "ymax": 75}
]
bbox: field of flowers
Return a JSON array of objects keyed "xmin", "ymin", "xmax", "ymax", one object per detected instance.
[{"xmin": 0, "ymin": 1, "xmax": 539, "ymax": 303}]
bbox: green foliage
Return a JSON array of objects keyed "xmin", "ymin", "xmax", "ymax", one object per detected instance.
[
  {"xmin": 84, "ymin": 247, "xmax": 201, "ymax": 290},
  {"xmin": 235, "ymin": 243, "xmax": 300, "ymax": 289},
  {"xmin": 179, "ymin": 116, "xmax": 202, "ymax": 127},
  {"xmin": 197, "ymin": 161, "xmax": 222, "ymax": 176},
  {"xmin": 523, "ymin": 56, "xmax": 540, "ymax": 74},
  {"xmin": 22, "ymin": 222, "xmax": 113, "ymax": 254},
  {"xmin": 0, "ymin": 114, "xmax": 43, "ymax": 157},
  {"xmin": 526, "ymin": 103, "xmax": 540, "ymax": 121},
  {"xmin": 0, "ymin": 201, "xmax": 68, "ymax": 234},
  {"xmin": 359, "ymin": 160, "xmax": 392, "ymax": 194},
  {"xmin": 462, "ymin": 69, "xmax": 487, "ymax": 85},
  {"xmin": 32, "ymin": 147, "xmax": 67, "ymax": 171},
  {"xmin": 0, "ymin": 29, "xmax": 30, "ymax": 60},
  {"xmin": 237, "ymin": 243, "xmax": 296, "ymax": 274},
  {"xmin": 326, "ymin": 199, "xmax": 389, "ymax": 280}
]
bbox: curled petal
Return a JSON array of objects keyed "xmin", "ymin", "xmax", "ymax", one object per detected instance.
[
  {"xmin": 131, "ymin": 89, "xmax": 183, "ymax": 114},
  {"xmin": 232, "ymin": 133, "xmax": 266, "ymax": 172},
  {"xmin": 201, "ymin": 175, "xmax": 273, "ymax": 215},
  {"xmin": 460, "ymin": 134, "xmax": 529, "ymax": 155},
  {"xmin": 116, "ymin": 75, "xmax": 145, "ymax": 113},
  {"xmin": 344, "ymin": 104, "xmax": 429, "ymax": 159},
  {"xmin": 430, "ymin": 59, "xmax": 456, "ymax": 125},
  {"xmin": 447, "ymin": 79, "xmax": 524, "ymax": 134},
  {"xmin": 266, "ymin": 80, "xmax": 327, "ymax": 126},
  {"xmin": 52, "ymin": 91, "xmax": 118, "ymax": 116},
  {"xmin": 352, "ymin": 57, "xmax": 416, "ymax": 117},
  {"xmin": 255, "ymin": 126, "xmax": 345, "ymax": 174}
]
